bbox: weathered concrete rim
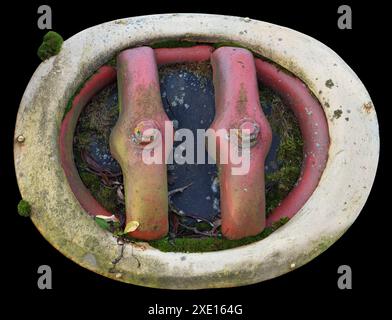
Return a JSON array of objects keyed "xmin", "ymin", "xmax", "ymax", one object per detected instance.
[{"xmin": 14, "ymin": 13, "xmax": 379, "ymax": 289}]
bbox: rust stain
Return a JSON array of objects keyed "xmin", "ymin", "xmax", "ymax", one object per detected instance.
[
  {"xmin": 236, "ymin": 83, "xmax": 248, "ymax": 115},
  {"xmin": 363, "ymin": 101, "xmax": 373, "ymax": 114}
]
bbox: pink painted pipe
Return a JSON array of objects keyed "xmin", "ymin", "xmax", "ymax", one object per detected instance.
[
  {"xmin": 154, "ymin": 45, "xmax": 213, "ymax": 65},
  {"xmin": 254, "ymin": 58, "xmax": 330, "ymax": 226},
  {"xmin": 110, "ymin": 47, "xmax": 171, "ymax": 240},
  {"xmin": 210, "ymin": 47, "xmax": 272, "ymax": 239},
  {"xmin": 60, "ymin": 66, "xmax": 117, "ymax": 218}
]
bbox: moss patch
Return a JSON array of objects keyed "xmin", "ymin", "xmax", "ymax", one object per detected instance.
[
  {"xmin": 63, "ymin": 88, "xmax": 80, "ymax": 119},
  {"xmin": 17, "ymin": 200, "xmax": 31, "ymax": 217},
  {"xmin": 105, "ymin": 56, "xmax": 117, "ymax": 67},
  {"xmin": 149, "ymin": 217, "xmax": 289, "ymax": 252},
  {"xmin": 150, "ymin": 40, "xmax": 199, "ymax": 49},
  {"xmin": 73, "ymin": 83, "xmax": 124, "ymax": 224},
  {"xmin": 37, "ymin": 31, "xmax": 63, "ymax": 61},
  {"xmin": 260, "ymin": 86, "xmax": 303, "ymax": 215},
  {"xmin": 79, "ymin": 171, "xmax": 118, "ymax": 213},
  {"xmin": 212, "ymin": 41, "xmax": 248, "ymax": 50}
]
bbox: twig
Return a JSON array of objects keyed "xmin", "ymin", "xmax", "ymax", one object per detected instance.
[
  {"xmin": 168, "ymin": 182, "xmax": 193, "ymax": 197},
  {"xmin": 109, "ymin": 241, "xmax": 125, "ymax": 273}
]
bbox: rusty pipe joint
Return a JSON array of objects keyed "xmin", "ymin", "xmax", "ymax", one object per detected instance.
[
  {"xmin": 210, "ymin": 47, "xmax": 272, "ymax": 239},
  {"xmin": 110, "ymin": 47, "xmax": 170, "ymax": 240},
  {"xmin": 233, "ymin": 118, "xmax": 261, "ymax": 148},
  {"xmin": 131, "ymin": 119, "xmax": 161, "ymax": 147}
]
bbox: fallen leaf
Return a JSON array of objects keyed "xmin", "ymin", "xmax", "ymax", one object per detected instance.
[
  {"xmin": 124, "ymin": 221, "xmax": 140, "ymax": 233},
  {"xmin": 95, "ymin": 217, "xmax": 110, "ymax": 230}
]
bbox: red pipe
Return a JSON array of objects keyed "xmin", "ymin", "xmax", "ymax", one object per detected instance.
[
  {"xmin": 59, "ymin": 66, "xmax": 117, "ymax": 218},
  {"xmin": 154, "ymin": 45, "xmax": 213, "ymax": 65},
  {"xmin": 110, "ymin": 47, "xmax": 171, "ymax": 240},
  {"xmin": 210, "ymin": 47, "xmax": 272, "ymax": 239},
  {"xmin": 254, "ymin": 58, "xmax": 329, "ymax": 226}
]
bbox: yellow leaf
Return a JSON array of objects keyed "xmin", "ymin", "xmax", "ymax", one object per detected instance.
[{"xmin": 124, "ymin": 221, "xmax": 140, "ymax": 233}]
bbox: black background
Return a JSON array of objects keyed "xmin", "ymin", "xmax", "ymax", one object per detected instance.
[{"xmin": 1, "ymin": 0, "xmax": 388, "ymax": 316}]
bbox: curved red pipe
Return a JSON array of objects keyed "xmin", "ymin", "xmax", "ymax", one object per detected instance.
[
  {"xmin": 59, "ymin": 66, "xmax": 117, "ymax": 218},
  {"xmin": 210, "ymin": 47, "xmax": 272, "ymax": 239},
  {"xmin": 155, "ymin": 45, "xmax": 213, "ymax": 65},
  {"xmin": 254, "ymin": 59, "xmax": 330, "ymax": 226}
]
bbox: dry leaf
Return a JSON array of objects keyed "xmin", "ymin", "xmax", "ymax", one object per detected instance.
[{"xmin": 124, "ymin": 221, "xmax": 140, "ymax": 233}]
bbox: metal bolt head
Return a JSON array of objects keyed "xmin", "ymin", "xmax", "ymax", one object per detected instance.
[
  {"xmin": 132, "ymin": 120, "xmax": 159, "ymax": 146},
  {"xmin": 236, "ymin": 120, "xmax": 260, "ymax": 146},
  {"xmin": 16, "ymin": 135, "xmax": 25, "ymax": 143}
]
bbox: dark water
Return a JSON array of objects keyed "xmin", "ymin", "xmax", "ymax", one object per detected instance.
[{"xmin": 160, "ymin": 66, "xmax": 220, "ymax": 222}]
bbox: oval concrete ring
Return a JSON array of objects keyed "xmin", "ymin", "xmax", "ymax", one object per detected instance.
[{"xmin": 14, "ymin": 14, "xmax": 379, "ymax": 289}]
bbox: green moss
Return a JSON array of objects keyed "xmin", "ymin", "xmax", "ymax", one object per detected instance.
[
  {"xmin": 212, "ymin": 41, "xmax": 247, "ymax": 50},
  {"xmin": 149, "ymin": 217, "xmax": 289, "ymax": 252},
  {"xmin": 95, "ymin": 217, "xmax": 122, "ymax": 233},
  {"xmin": 96, "ymin": 188, "xmax": 117, "ymax": 213},
  {"xmin": 106, "ymin": 56, "xmax": 117, "ymax": 67},
  {"xmin": 80, "ymin": 171, "xmax": 101, "ymax": 191},
  {"xmin": 195, "ymin": 221, "xmax": 212, "ymax": 232},
  {"xmin": 17, "ymin": 200, "xmax": 31, "ymax": 217},
  {"xmin": 73, "ymin": 131, "xmax": 91, "ymax": 149},
  {"xmin": 63, "ymin": 98, "xmax": 74, "ymax": 120},
  {"xmin": 260, "ymin": 86, "xmax": 304, "ymax": 216},
  {"xmin": 63, "ymin": 74, "xmax": 94, "ymax": 120},
  {"xmin": 150, "ymin": 40, "xmax": 199, "ymax": 49},
  {"xmin": 80, "ymin": 171, "xmax": 117, "ymax": 213},
  {"xmin": 37, "ymin": 31, "xmax": 64, "ymax": 61},
  {"xmin": 95, "ymin": 217, "xmax": 110, "ymax": 230},
  {"xmin": 63, "ymin": 83, "xmax": 85, "ymax": 119}
]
